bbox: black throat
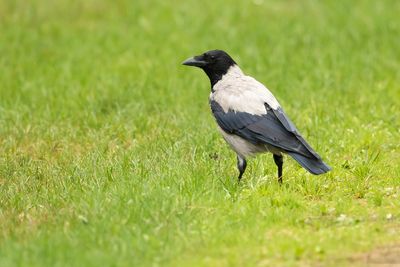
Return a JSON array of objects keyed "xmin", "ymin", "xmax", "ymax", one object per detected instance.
[
  {"xmin": 203, "ymin": 63, "xmax": 237, "ymax": 89},
  {"xmin": 203, "ymin": 68, "xmax": 227, "ymax": 88}
]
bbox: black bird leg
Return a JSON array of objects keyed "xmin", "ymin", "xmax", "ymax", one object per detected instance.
[
  {"xmin": 273, "ymin": 154, "xmax": 283, "ymax": 184},
  {"xmin": 237, "ymin": 155, "xmax": 247, "ymax": 182}
]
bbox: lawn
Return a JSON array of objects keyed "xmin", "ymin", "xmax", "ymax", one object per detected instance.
[{"xmin": 0, "ymin": 0, "xmax": 399, "ymax": 266}]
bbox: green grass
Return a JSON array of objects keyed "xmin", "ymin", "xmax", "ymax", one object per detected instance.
[{"xmin": 1, "ymin": 0, "xmax": 400, "ymax": 266}]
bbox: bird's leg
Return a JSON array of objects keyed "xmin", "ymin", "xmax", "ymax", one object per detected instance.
[
  {"xmin": 237, "ymin": 155, "xmax": 247, "ymax": 182},
  {"xmin": 273, "ymin": 154, "xmax": 283, "ymax": 184}
]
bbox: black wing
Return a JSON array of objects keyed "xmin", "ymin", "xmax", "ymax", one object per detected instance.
[{"xmin": 210, "ymin": 100, "xmax": 320, "ymax": 159}]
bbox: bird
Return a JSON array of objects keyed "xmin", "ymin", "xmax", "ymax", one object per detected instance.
[{"xmin": 182, "ymin": 49, "xmax": 331, "ymax": 183}]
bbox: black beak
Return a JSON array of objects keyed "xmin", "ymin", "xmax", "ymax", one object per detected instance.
[{"xmin": 182, "ymin": 56, "xmax": 207, "ymax": 67}]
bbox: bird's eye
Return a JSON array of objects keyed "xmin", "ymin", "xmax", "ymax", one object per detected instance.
[{"xmin": 210, "ymin": 55, "xmax": 215, "ymax": 59}]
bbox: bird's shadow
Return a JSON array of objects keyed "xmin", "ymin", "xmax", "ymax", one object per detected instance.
[{"xmin": 216, "ymin": 172, "xmax": 288, "ymax": 203}]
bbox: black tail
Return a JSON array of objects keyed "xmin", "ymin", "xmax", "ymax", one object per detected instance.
[{"xmin": 288, "ymin": 152, "xmax": 331, "ymax": 175}]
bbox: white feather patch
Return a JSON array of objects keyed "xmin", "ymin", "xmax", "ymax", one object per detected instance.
[
  {"xmin": 210, "ymin": 65, "xmax": 280, "ymax": 115},
  {"xmin": 217, "ymin": 126, "xmax": 265, "ymax": 157}
]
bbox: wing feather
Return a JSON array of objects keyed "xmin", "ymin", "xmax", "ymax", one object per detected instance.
[{"xmin": 210, "ymin": 100, "xmax": 320, "ymax": 159}]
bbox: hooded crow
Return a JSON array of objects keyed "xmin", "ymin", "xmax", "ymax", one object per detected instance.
[{"xmin": 183, "ymin": 50, "xmax": 331, "ymax": 183}]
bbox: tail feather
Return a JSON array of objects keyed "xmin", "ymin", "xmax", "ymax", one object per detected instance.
[{"xmin": 288, "ymin": 152, "xmax": 331, "ymax": 175}]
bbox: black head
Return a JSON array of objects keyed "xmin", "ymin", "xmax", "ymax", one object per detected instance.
[{"xmin": 182, "ymin": 50, "xmax": 237, "ymax": 86}]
